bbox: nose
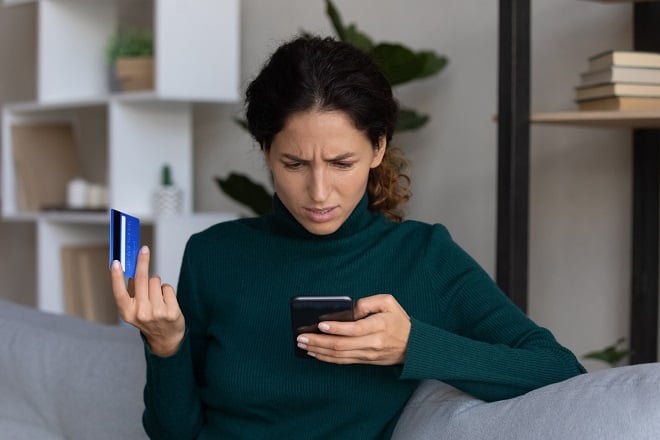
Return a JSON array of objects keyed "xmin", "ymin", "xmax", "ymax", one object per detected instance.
[{"xmin": 308, "ymin": 166, "xmax": 329, "ymax": 202}]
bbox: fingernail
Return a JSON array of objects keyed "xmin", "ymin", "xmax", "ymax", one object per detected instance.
[
  {"xmin": 111, "ymin": 260, "xmax": 121, "ymax": 270},
  {"xmin": 318, "ymin": 323, "xmax": 330, "ymax": 332},
  {"xmin": 307, "ymin": 352, "xmax": 317, "ymax": 357},
  {"xmin": 140, "ymin": 245, "xmax": 149, "ymax": 254},
  {"xmin": 297, "ymin": 336, "xmax": 309, "ymax": 344},
  {"xmin": 297, "ymin": 342, "xmax": 307, "ymax": 350}
]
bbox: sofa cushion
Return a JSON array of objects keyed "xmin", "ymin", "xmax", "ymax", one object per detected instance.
[
  {"xmin": 392, "ymin": 363, "xmax": 660, "ymax": 439},
  {"xmin": 0, "ymin": 300, "xmax": 147, "ymax": 440}
]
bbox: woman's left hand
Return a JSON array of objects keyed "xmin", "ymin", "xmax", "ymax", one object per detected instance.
[{"xmin": 296, "ymin": 294, "xmax": 411, "ymax": 365}]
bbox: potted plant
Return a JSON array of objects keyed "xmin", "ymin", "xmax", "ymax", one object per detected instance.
[{"xmin": 105, "ymin": 27, "xmax": 154, "ymax": 92}]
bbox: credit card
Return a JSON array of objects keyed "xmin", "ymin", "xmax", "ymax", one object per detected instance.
[{"xmin": 109, "ymin": 209, "xmax": 140, "ymax": 278}]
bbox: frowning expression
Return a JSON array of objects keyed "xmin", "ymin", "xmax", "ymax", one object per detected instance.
[{"xmin": 264, "ymin": 110, "xmax": 386, "ymax": 235}]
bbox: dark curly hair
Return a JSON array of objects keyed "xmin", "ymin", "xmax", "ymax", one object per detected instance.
[{"xmin": 245, "ymin": 35, "xmax": 411, "ymax": 221}]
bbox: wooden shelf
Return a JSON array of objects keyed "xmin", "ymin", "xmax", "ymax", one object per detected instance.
[
  {"xmin": 0, "ymin": 0, "xmax": 240, "ymax": 316},
  {"xmin": 531, "ymin": 110, "xmax": 660, "ymax": 128}
]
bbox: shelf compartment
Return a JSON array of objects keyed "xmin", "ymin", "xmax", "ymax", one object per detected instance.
[
  {"xmin": 37, "ymin": 219, "xmax": 153, "ymax": 315},
  {"xmin": 108, "ymin": 100, "xmax": 192, "ymax": 218},
  {"xmin": 1, "ymin": 103, "xmax": 108, "ymax": 218},
  {"xmin": 13, "ymin": 0, "xmax": 240, "ymax": 103}
]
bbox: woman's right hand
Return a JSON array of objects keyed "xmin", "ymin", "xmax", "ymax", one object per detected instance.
[{"xmin": 111, "ymin": 245, "xmax": 185, "ymax": 357}]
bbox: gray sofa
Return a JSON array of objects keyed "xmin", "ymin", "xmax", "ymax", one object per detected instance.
[
  {"xmin": 0, "ymin": 299, "xmax": 147, "ymax": 440},
  {"xmin": 2, "ymin": 299, "xmax": 659, "ymax": 440}
]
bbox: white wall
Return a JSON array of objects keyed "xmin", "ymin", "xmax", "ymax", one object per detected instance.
[{"xmin": 0, "ymin": 0, "xmax": 638, "ymax": 369}]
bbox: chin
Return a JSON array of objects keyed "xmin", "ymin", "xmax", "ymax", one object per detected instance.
[{"xmin": 302, "ymin": 222, "xmax": 341, "ymax": 236}]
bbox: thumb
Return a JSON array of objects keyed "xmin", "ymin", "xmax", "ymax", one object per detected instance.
[{"xmin": 354, "ymin": 294, "xmax": 395, "ymax": 320}]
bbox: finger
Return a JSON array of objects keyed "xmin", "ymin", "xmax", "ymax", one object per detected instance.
[
  {"xmin": 302, "ymin": 337, "xmax": 379, "ymax": 364},
  {"xmin": 302, "ymin": 334, "xmax": 397, "ymax": 366},
  {"xmin": 133, "ymin": 245, "xmax": 151, "ymax": 302},
  {"xmin": 148, "ymin": 275, "xmax": 166, "ymax": 307},
  {"xmin": 354, "ymin": 294, "xmax": 394, "ymax": 319},
  {"xmin": 309, "ymin": 351, "xmax": 376, "ymax": 365},
  {"xmin": 110, "ymin": 260, "xmax": 131, "ymax": 309},
  {"xmin": 316, "ymin": 315, "xmax": 381, "ymax": 337},
  {"xmin": 161, "ymin": 284, "xmax": 177, "ymax": 306},
  {"xmin": 162, "ymin": 284, "xmax": 181, "ymax": 315}
]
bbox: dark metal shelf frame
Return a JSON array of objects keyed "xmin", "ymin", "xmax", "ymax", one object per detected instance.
[{"xmin": 496, "ymin": 0, "xmax": 659, "ymax": 363}]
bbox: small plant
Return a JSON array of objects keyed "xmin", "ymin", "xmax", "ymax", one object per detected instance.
[
  {"xmin": 583, "ymin": 337, "xmax": 633, "ymax": 367},
  {"xmin": 161, "ymin": 164, "xmax": 173, "ymax": 187},
  {"xmin": 105, "ymin": 27, "xmax": 154, "ymax": 65}
]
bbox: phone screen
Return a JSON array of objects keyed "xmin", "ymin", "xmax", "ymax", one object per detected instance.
[{"xmin": 290, "ymin": 296, "xmax": 354, "ymax": 358}]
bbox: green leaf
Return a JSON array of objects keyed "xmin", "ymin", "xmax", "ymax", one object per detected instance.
[
  {"xmin": 343, "ymin": 24, "xmax": 374, "ymax": 52},
  {"xmin": 105, "ymin": 27, "xmax": 154, "ymax": 65},
  {"xmin": 416, "ymin": 50, "xmax": 449, "ymax": 80},
  {"xmin": 370, "ymin": 43, "xmax": 446, "ymax": 86},
  {"xmin": 215, "ymin": 173, "xmax": 273, "ymax": 216},
  {"xmin": 233, "ymin": 116, "xmax": 248, "ymax": 131},
  {"xmin": 325, "ymin": 0, "xmax": 347, "ymax": 41},
  {"xmin": 583, "ymin": 338, "xmax": 633, "ymax": 367},
  {"xmin": 396, "ymin": 108, "xmax": 429, "ymax": 132},
  {"xmin": 325, "ymin": 0, "xmax": 373, "ymax": 51}
]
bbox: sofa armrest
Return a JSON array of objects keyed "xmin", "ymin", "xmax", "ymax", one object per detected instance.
[
  {"xmin": 393, "ymin": 363, "xmax": 660, "ymax": 439},
  {"xmin": 0, "ymin": 300, "xmax": 147, "ymax": 440}
]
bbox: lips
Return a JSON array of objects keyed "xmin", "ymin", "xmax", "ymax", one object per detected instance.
[
  {"xmin": 304, "ymin": 206, "xmax": 336, "ymax": 222},
  {"xmin": 309, "ymin": 208, "xmax": 332, "ymax": 215}
]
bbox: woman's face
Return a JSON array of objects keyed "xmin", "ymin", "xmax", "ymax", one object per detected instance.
[{"xmin": 264, "ymin": 110, "xmax": 386, "ymax": 235}]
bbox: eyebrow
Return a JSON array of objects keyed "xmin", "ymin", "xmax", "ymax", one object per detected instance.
[{"xmin": 280, "ymin": 152, "xmax": 356, "ymax": 162}]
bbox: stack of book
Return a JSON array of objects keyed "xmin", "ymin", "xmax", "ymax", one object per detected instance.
[
  {"xmin": 61, "ymin": 244, "xmax": 118, "ymax": 324},
  {"xmin": 575, "ymin": 50, "xmax": 660, "ymax": 111}
]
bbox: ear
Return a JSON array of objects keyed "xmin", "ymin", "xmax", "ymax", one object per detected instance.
[{"xmin": 370, "ymin": 136, "xmax": 387, "ymax": 169}]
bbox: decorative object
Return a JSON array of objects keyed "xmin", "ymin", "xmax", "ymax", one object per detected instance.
[
  {"xmin": 105, "ymin": 28, "xmax": 154, "ymax": 92},
  {"xmin": 153, "ymin": 164, "xmax": 182, "ymax": 217},
  {"xmin": 67, "ymin": 178, "xmax": 89, "ymax": 209}
]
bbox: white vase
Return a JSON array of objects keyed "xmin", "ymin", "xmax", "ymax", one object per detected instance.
[{"xmin": 153, "ymin": 185, "xmax": 182, "ymax": 218}]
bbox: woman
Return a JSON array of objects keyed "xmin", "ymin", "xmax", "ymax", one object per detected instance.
[{"xmin": 111, "ymin": 36, "xmax": 585, "ymax": 439}]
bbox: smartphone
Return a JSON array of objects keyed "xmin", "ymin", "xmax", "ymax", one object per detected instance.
[{"xmin": 290, "ymin": 295, "xmax": 355, "ymax": 358}]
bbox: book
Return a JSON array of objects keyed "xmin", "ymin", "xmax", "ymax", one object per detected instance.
[
  {"xmin": 61, "ymin": 244, "xmax": 118, "ymax": 324},
  {"xmin": 61, "ymin": 247, "xmax": 84, "ymax": 318},
  {"xmin": 588, "ymin": 50, "xmax": 660, "ymax": 72},
  {"xmin": 580, "ymin": 66, "xmax": 660, "ymax": 87},
  {"xmin": 11, "ymin": 123, "xmax": 82, "ymax": 212},
  {"xmin": 575, "ymin": 82, "xmax": 660, "ymax": 101},
  {"xmin": 577, "ymin": 96, "xmax": 660, "ymax": 111},
  {"xmin": 77, "ymin": 245, "xmax": 118, "ymax": 324}
]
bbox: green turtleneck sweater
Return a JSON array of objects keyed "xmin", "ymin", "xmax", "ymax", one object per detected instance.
[{"xmin": 142, "ymin": 194, "xmax": 585, "ymax": 439}]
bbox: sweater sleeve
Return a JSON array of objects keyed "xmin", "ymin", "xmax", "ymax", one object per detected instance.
[
  {"xmin": 142, "ymin": 236, "xmax": 207, "ymax": 439},
  {"xmin": 400, "ymin": 225, "xmax": 586, "ymax": 402}
]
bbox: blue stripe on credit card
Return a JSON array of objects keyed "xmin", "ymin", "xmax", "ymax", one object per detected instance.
[{"xmin": 109, "ymin": 209, "xmax": 140, "ymax": 278}]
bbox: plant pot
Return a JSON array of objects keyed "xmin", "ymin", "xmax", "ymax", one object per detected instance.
[
  {"xmin": 114, "ymin": 56, "xmax": 154, "ymax": 92},
  {"xmin": 153, "ymin": 185, "xmax": 182, "ymax": 218}
]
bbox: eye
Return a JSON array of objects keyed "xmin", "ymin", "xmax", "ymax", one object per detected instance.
[
  {"xmin": 333, "ymin": 161, "xmax": 354, "ymax": 169},
  {"xmin": 283, "ymin": 161, "xmax": 303, "ymax": 170}
]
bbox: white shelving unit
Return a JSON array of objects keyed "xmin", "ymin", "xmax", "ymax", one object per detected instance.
[{"xmin": 1, "ymin": 0, "xmax": 241, "ymax": 315}]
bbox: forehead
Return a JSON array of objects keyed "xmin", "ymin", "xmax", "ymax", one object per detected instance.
[{"xmin": 273, "ymin": 110, "xmax": 371, "ymax": 154}]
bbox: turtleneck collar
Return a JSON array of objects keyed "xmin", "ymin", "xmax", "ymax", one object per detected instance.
[{"xmin": 265, "ymin": 192, "xmax": 380, "ymax": 240}]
